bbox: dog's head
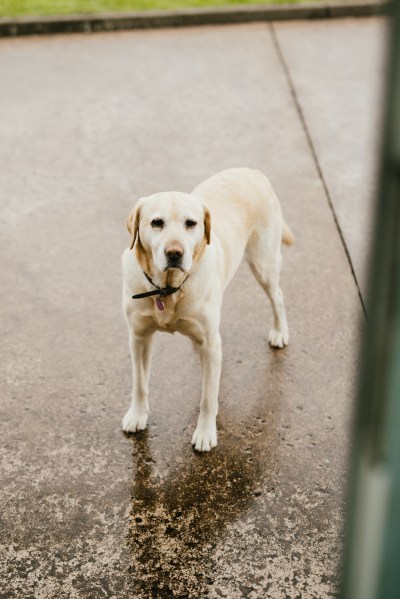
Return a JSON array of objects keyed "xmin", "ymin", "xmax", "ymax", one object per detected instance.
[{"xmin": 127, "ymin": 192, "xmax": 211, "ymax": 275}]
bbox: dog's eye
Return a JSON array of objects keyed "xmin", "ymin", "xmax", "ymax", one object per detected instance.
[
  {"xmin": 151, "ymin": 218, "xmax": 164, "ymax": 228},
  {"xmin": 185, "ymin": 219, "xmax": 197, "ymax": 229}
]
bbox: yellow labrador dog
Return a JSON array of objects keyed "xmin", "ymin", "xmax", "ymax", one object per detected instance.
[{"xmin": 122, "ymin": 168, "xmax": 293, "ymax": 451}]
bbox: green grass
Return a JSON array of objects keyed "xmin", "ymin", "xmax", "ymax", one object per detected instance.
[{"xmin": 0, "ymin": 0, "xmax": 322, "ymax": 18}]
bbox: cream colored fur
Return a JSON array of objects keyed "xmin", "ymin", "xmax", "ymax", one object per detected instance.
[{"xmin": 121, "ymin": 168, "xmax": 293, "ymax": 451}]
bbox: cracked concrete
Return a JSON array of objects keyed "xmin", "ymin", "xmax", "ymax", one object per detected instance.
[{"xmin": 0, "ymin": 17, "xmax": 384, "ymax": 598}]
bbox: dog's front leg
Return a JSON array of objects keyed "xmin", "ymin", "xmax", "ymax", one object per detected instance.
[
  {"xmin": 122, "ymin": 331, "xmax": 153, "ymax": 433},
  {"xmin": 192, "ymin": 332, "xmax": 222, "ymax": 452}
]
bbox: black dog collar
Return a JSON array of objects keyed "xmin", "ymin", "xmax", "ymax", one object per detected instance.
[{"xmin": 132, "ymin": 272, "xmax": 189, "ymax": 311}]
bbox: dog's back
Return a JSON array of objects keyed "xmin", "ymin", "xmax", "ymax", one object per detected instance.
[{"xmin": 192, "ymin": 167, "xmax": 293, "ymax": 288}]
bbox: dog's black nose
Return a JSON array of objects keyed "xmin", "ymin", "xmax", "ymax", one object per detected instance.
[{"xmin": 165, "ymin": 244, "xmax": 183, "ymax": 260}]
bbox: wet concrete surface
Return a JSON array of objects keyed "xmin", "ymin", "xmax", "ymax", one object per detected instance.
[
  {"xmin": 274, "ymin": 17, "xmax": 387, "ymax": 298},
  {"xmin": 0, "ymin": 19, "xmax": 383, "ymax": 598}
]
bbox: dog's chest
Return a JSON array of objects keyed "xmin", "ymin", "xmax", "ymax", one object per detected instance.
[
  {"xmin": 152, "ymin": 307, "xmax": 177, "ymax": 330},
  {"xmin": 148, "ymin": 296, "xmax": 182, "ymax": 330},
  {"xmin": 150, "ymin": 303, "xmax": 202, "ymax": 341}
]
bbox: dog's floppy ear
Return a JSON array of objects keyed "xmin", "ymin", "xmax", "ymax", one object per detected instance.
[
  {"xmin": 127, "ymin": 200, "xmax": 143, "ymax": 250},
  {"xmin": 203, "ymin": 205, "xmax": 211, "ymax": 245}
]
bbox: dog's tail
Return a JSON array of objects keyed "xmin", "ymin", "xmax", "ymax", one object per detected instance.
[{"xmin": 282, "ymin": 221, "xmax": 295, "ymax": 246}]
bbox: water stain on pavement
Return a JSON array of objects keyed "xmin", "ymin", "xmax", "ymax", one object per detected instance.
[{"xmin": 127, "ymin": 428, "xmax": 266, "ymax": 597}]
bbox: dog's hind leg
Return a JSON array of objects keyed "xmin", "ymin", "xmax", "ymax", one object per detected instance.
[{"xmin": 246, "ymin": 225, "xmax": 289, "ymax": 348}]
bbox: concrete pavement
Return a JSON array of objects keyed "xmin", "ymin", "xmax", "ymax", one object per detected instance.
[
  {"xmin": 274, "ymin": 17, "xmax": 386, "ymax": 299},
  {"xmin": 0, "ymin": 17, "xmax": 384, "ymax": 598}
]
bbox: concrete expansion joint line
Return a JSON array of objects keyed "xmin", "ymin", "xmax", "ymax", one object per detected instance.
[{"xmin": 270, "ymin": 22, "xmax": 367, "ymax": 318}]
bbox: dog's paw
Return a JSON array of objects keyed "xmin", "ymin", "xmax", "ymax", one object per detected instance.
[
  {"xmin": 268, "ymin": 328, "xmax": 289, "ymax": 349},
  {"xmin": 191, "ymin": 425, "xmax": 217, "ymax": 452},
  {"xmin": 122, "ymin": 407, "xmax": 148, "ymax": 433}
]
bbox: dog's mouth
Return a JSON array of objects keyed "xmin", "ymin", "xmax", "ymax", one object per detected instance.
[
  {"xmin": 164, "ymin": 257, "xmax": 185, "ymax": 271},
  {"xmin": 164, "ymin": 264, "xmax": 185, "ymax": 272}
]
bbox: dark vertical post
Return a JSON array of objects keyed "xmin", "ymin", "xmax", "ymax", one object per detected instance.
[{"xmin": 341, "ymin": 2, "xmax": 400, "ymax": 598}]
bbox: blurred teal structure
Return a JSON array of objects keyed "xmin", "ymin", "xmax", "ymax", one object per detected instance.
[{"xmin": 340, "ymin": 1, "xmax": 400, "ymax": 597}]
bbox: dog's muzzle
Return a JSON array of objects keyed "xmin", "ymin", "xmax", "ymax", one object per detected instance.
[{"xmin": 165, "ymin": 243, "xmax": 184, "ymax": 270}]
